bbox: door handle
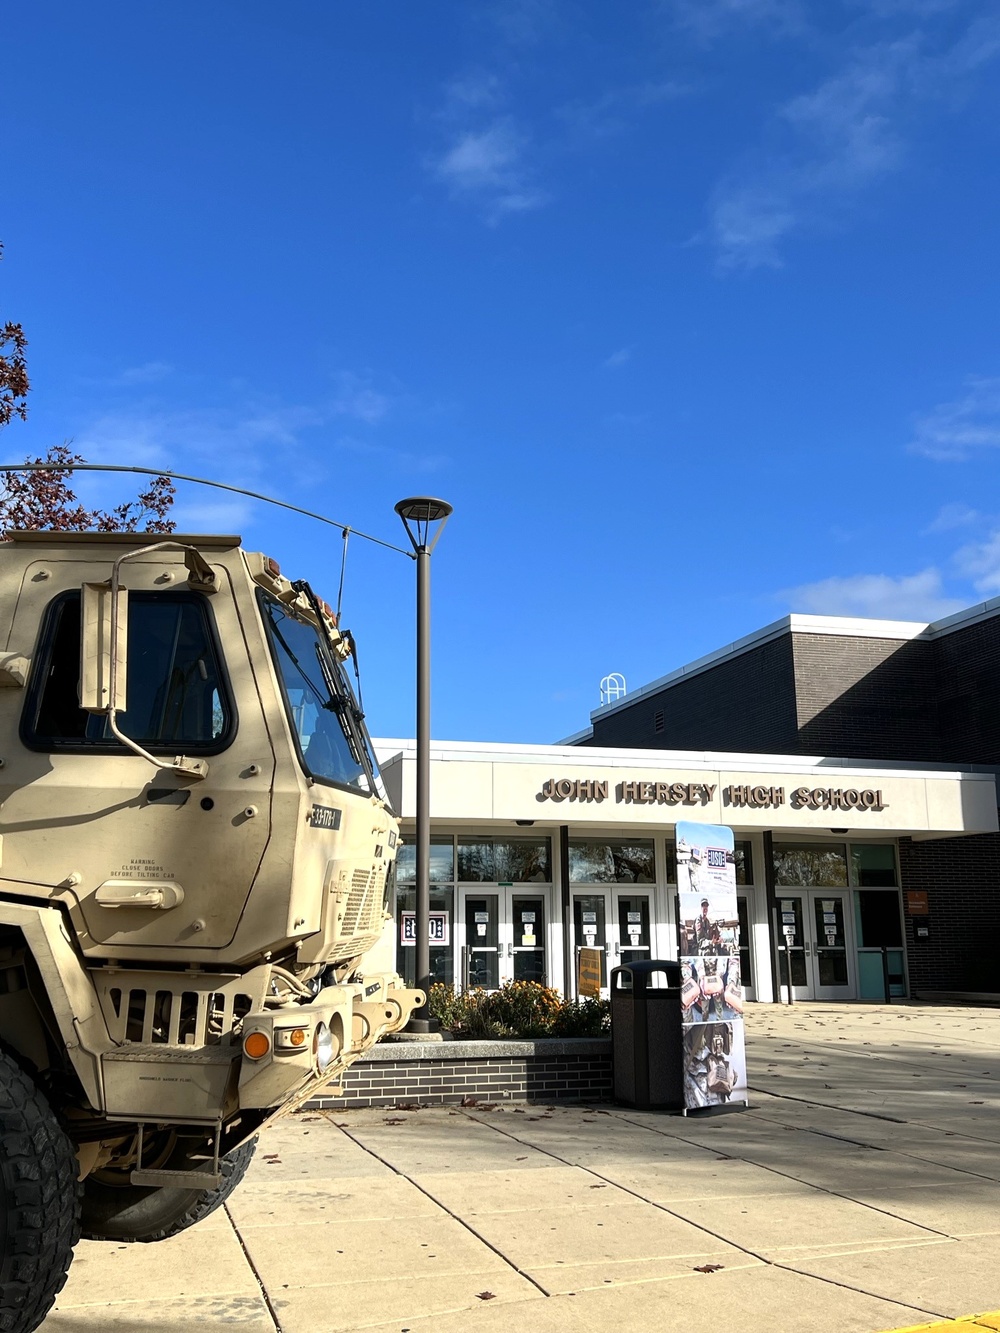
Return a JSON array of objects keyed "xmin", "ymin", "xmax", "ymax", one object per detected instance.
[
  {"xmin": 506, "ymin": 943, "xmax": 513, "ymax": 957},
  {"xmin": 613, "ymin": 941, "xmax": 620, "ymax": 956}
]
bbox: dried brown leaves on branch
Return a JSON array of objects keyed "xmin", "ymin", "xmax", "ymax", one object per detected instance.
[
  {"xmin": 0, "ymin": 446, "xmax": 176, "ymax": 538},
  {"xmin": 0, "ymin": 244, "xmax": 29, "ymax": 431}
]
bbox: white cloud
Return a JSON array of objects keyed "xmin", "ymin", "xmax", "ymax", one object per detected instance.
[
  {"xmin": 333, "ymin": 434, "xmax": 448, "ymax": 472},
  {"xmin": 557, "ymin": 81, "xmax": 690, "ymax": 142},
  {"xmin": 954, "ymin": 530, "xmax": 1000, "ymax": 594},
  {"xmin": 115, "ymin": 361, "xmax": 173, "ymax": 386},
  {"xmin": 909, "ymin": 376, "xmax": 1000, "ymax": 460},
  {"xmin": 432, "ymin": 118, "xmax": 545, "ymax": 220},
  {"xmin": 169, "ymin": 498, "xmax": 257, "ymax": 533},
  {"xmin": 923, "ymin": 502, "xmax": 981, "ymax": 533},
  {"xmin": 331, "ymin": 371, "xmax": 392, "ymax": 424},
  {"xmin": 602, "ymin": 347, "xmax": 632, "ymax": 370},
  {"xmin": 666, "ymin": 0, "xmax": 803, "ymax": 42},
  {"xmin": 782, "ymin": 567, "xmax": 964, "ymax": 620},
  {"xmin": 709, "ymin": 185, "xmax": 797, "ymax": 271},
  {"xmin": 708, "ymin": 20, "xmax": 1000, "ymax": 270},
  {"xmin": 74, "ymin": 403, "xmax": 324, "ymax": 472},
  {"xmin": 444, "ymin": 71, "xmax": 503, "ymax": 112},
  {"xmin": 710, "ymin": 39, "xmax": 914, "ymax": 270}
]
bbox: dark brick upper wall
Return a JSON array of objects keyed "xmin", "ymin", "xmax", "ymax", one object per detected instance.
[
  {"xmin": 792, "ymin": 634, "xmax": 940, "ymax": 761},
  {"xmin": 584, "ymin": 635, "xmax": 798, "ymax": 753},
  {"xmin": 583, "ymin": 624, "xmax": 998, "ymax": 765},
  {"xmin": 934, "ymin": 616, "xmax": 1000, "ymax": 764}
]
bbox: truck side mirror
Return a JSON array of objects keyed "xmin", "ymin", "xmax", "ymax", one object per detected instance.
[{"xmin": 80, "ymin": 581, "xmax": 128, "ymax": 714}]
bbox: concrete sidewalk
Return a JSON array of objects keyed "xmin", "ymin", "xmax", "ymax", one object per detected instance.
[{"xmin": 43, "ymin": 1002, "xmax": 1000, "ymax": 1333}]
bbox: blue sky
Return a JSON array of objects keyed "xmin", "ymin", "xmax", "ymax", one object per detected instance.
[{"xmin": 3, "ymin": 1, "xmax": 1000, "ymax": 744}]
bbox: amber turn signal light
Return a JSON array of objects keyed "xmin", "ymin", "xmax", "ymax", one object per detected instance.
[{"xmin": 243, "ymin": 1031, "xmax": 271, "ymax": 1060}]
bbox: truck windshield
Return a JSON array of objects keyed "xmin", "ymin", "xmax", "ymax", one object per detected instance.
[{"xmin": 260, "ymin": 594, "xmax": 374, "ymax": 794}]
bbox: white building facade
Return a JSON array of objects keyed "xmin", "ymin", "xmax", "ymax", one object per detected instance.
[{"xmin": 376, "ymin": 740, "xmax": 998, "ymax": 1005}]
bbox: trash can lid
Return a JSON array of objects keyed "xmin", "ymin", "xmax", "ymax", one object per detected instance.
[{"xmin": 610, "ymin": 959, "xmax": 682, "ymax": 989}]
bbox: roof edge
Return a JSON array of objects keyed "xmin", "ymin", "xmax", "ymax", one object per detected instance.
[{"xmin": 588, "ymin": 599, "xmax": 1000, "ymax": 725}]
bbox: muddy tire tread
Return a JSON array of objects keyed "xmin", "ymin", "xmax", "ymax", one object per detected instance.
[{"xmin": 0, "ymin": 1053, "xmax": 81, "ymax": 1333}]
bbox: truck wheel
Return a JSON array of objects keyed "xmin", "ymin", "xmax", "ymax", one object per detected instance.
[
  {"xmin": 0, "ymin": 1050, "xmax": 81, "ymax": 1333},
  {"xmin": 81, "ymin": 1137, "xmax": 256, "ymax": 1243}
]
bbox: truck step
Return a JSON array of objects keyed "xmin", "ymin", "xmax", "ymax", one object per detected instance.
[{"xmin": 130, "ymin": 1168, "xmax": 222, "ymax": 1189}]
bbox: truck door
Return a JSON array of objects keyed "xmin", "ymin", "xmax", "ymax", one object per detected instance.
[{"xmin": 3, "ymin": 555, "xmax": 274, "ymax": 954}]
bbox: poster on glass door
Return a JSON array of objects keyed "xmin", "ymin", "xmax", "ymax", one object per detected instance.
[{"xmin": 676, "ymin": 820, "xmax": 748, "ymax": 1110}]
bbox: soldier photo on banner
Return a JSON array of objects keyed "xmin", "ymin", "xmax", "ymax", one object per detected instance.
[{"xmin": 675, "ymin": 820, "xmax": 749, "ymax": 1110}]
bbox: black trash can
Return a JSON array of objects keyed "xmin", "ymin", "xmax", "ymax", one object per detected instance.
[{"xmin": 611, "ymin": 960, "xmax": 684, "ymax": 1111}]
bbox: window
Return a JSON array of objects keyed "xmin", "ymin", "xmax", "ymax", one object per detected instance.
[
  {"xmin": 852, "ymin": 844, "xmax": 897, "ymax": 887},
  {"xmin": 772, "ymin": 844, "xmax": 848, "ymax": 888},
  {"xmin": 736, "ymin": 896, "xmax": 753, "ymax": 987},
  {"xmin": 457, "ymin": 838, "xmax": 551, "ymax": 883},
  {"xmin": 395, "ymin": 837, "xmax": 455, "ymax": 884},
  {"xmin": 24, "ymin": 591, "xmax": 231, "ymax": 752},
  {"xmin": 396, "ymin": 885, "xmax": 455, "ymax": 988},
  {"xmin": 260, "ymin": 593, "xmax": 373, "ymax": 793},
  {"xmin": 734, "ymin": 841, "xmax": 753, "ymax": 885},
  {"xmin": 569, "ymin": 839, "xmax": 655, "ymax": 884}
]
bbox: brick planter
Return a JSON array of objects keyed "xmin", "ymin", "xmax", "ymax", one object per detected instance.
[{"xmin": 308, "ymin": 1037, "xmax": 613, "ymax": 1111}]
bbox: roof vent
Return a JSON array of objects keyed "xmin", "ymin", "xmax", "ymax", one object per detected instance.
[
  {"xmin": 600, "ymin": 673, "xmax": 626, "ymax": 705},
  {"xmin": 654, "ymin": 710, "xmax": 664, "ymax": 733}
]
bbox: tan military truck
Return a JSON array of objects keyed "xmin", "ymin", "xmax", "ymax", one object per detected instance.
[{"xmin": 0, "ymin": 530, "xmax": 422, "ymax": 1332}]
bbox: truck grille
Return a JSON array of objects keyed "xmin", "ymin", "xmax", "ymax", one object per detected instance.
[
  {"xmin": 94, "ymin": 968, "xmax": 269, "ymax": 1048},
  {"xmin": 339, "ymin": 867, "xmax": 385, "ymax": 938}
]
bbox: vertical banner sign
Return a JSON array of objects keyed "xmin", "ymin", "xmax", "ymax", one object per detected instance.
[{"xmin": 675, "ymin": 821, "xmax": 749, "ymax": 1110}]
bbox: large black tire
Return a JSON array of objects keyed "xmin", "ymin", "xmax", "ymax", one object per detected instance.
[
  {"xmin": 81, "ymin": 1136, "xmax": 256, "ymax": 1243},
  {"xmin": 0, "ymin": 1050, "xmax": 81, "ymax": 1333}
]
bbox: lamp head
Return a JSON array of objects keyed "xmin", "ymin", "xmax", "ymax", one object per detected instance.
[{"xmin": 394, "ymin": 496, "xmax": 453, "ymax": 552}]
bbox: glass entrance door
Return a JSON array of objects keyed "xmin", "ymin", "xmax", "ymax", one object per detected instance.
[
  {"xmin": 572, "ymin": 889, "xmax": 654, "ymax": 994},
  {"xmin": 573, "ymin": 892, "xmax": 608, "ymax": 991},
  {"xmin": 811, "ymin": 893, "xmax": 851, "ymax": 999},
  {"xmin": 460, "ymin": 888, "xmax": 550, "ymax": 989},
  {"xmin": 463, "ymin": 892, "xmax": 500, "ymax": 990},
  {"xmin": 615, "ymin": 892, "xmax": 652, "ymax": 968},
  {"xmin": 776, "ymin": 891, "xmax": 854, "ymax": 1000},
  {"xmin": 511, "ymin": 893, "xmax": 546, "ymax": 983}
]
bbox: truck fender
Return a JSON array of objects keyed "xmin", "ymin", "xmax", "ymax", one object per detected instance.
[{"xmin": 0, "ymin": 898, "xmax": 112, "ymax": 1110}]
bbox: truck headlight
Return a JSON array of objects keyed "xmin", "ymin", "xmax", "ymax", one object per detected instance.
[{"xmin": 314, "ymin": 1020, "xmax": 334, "ymax": 1072}]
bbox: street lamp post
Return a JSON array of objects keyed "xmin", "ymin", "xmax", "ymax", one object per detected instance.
[{"xmin": 394, "ymin": 496, "xmax": 453, "ymax": 1032}]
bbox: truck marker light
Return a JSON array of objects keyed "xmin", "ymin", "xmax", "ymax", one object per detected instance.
[
  {"xmin": 275, "ymin": 1026, "xmax": 308, "ymax": 1050},
  {"xmin": 264, "ymin": 556, "xmax": 281, "ymax": 577},
  {"xmin": 243, "ymin": 1031, "xmax": 271, "ymax": 1060}
]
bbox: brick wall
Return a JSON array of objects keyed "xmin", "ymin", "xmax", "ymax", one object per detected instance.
[
  {"xmin": 934, "ymin": 616, "xmax": 1000, "ymax": 764},
  {"xmin": 898, "ymin": 835, "xmax": 1000, "ymax": 993},
  {"xmin": 307, "ymin": 1038, "xmax": 614, "ymax": 1111},
  {"xmin": 585, "ymin": 635, "xmax": 798, "ymax": 753},
  {"xmin": 792, "ymin": 634, "xmax": 940, "ymax": 761}
]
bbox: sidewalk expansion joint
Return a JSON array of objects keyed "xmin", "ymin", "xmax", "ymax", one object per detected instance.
[
  {"xmin": 743, "ymin": 1097, "xmax": 1000, "ymax": 1185},
  {"xmin": 331, "ymin": 1117, "xmax": 551, "ymax": 1298},
  {"xmin": 225, "ymin": 1201, "xmax": 285, "ymax": 1333}
]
